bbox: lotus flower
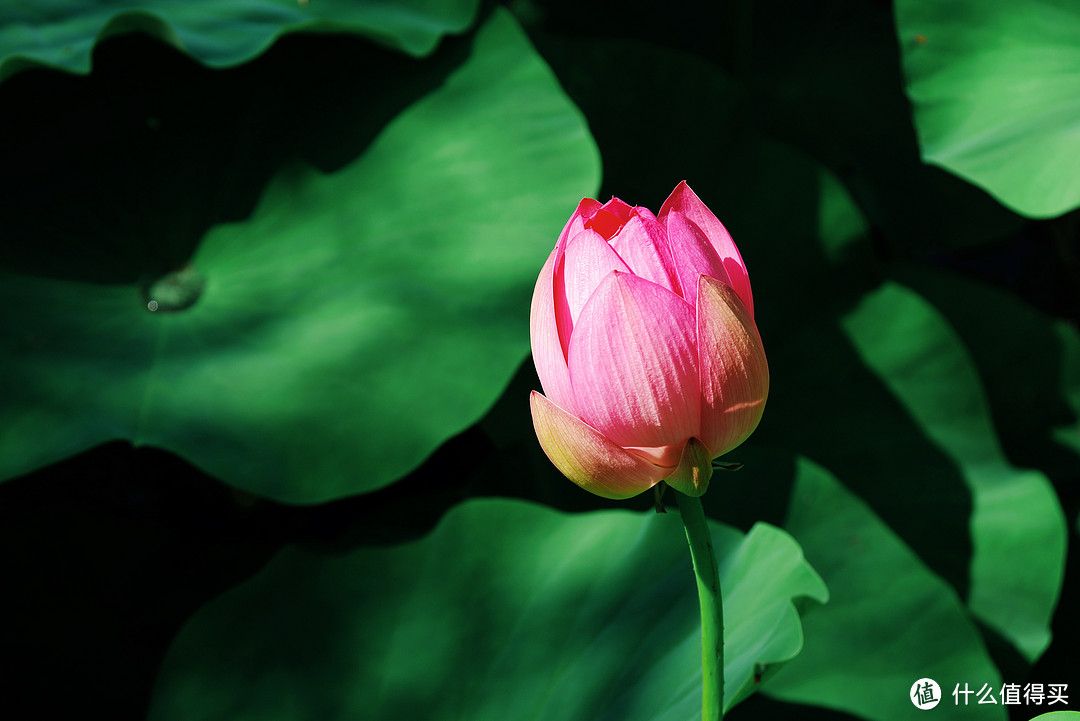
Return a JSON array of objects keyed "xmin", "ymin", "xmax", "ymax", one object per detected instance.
[{"xmin": 529, "ymin": 181, "xmax": 768, "ymax": 499}]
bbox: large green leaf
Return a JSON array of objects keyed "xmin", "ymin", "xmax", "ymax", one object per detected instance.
[
  {"xmin": 764, "ymin": 458, "xmax": 1005, "ymax": 721},
  {"xmin": 147, "ymin": 498, "xmax": 827, "ymax": 721},
  {"xmin": 0, "ymin": 9, "xmax": 600, "ymax": 503},
  {"xmin": 0, "ymin": 0, "xmax": 479, "ymax": 81},
  {"xmin": 842, "ymin": 281, "xmax": 1066, "ymax": 661},
  {"xmin": 895, "ymin": 0, "xmax": 1080, "ymax": 218},
  {"xmin": 889, "ymin": 264, "xmax": 1080, "ymax": 477}
]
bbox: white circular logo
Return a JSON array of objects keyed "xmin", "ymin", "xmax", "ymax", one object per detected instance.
[{"xmin": 911, "ymin": 678, "xmax": 941, "ymax": 710}]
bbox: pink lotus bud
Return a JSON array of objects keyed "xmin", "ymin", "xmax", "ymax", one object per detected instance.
[{"xmin": 530, "ymin": 181, "xmax": 769, "ymax": 499}]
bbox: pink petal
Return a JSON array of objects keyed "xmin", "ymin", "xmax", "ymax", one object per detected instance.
[
  {"xmin": 562, "ymin": 228, "xmax": 631, "ymax": 329},
  {"xmin": 663, "ymin": 209, "xmax": 733, "ymax": 308},
  {"xmin": 541, "ymin": 205, "xmax": 625, "ymax": 410},
  {"xmin": 584, "ymin": 210, "xmax": 624, "ymax": 240},
  {"xmin": 601, "ymin": 197, "xmax": 633, "ymax": 219},
  {"xmin": 659, "ymin": 181, "xmax": 754, "ymax": 317},
  {"xmin": 696, "ymin": 275, "xmax": 769, "ymax": 458},
  {"xmin": 531, "ymin": 391, "xmax": 667, "ymax": 499},
  {"xmin": 622, "ymin": 443, "xmax": 683, "ymax": 469},
  {"xmin": 552, "ymin": 213, "xmax": 587, "ymax": 361},
  {"xmin": 568, "ymin": 271, "xmax": 700, "ymax": 450},
  {"xmin": 530, "ymin": 244, "xmax": 575, "ymax": 411},
  {"xmin": 553, "ymin": 199, "xmax": 598, "ymax": 259},
  {"xmin": 609, "ymin": 209, "xmax": 681, "ymax": 295},
  {"xmin": 571, "ymin": 197, "xmax": 603, "ymax": 227},
  {"xmin": 582, "ymin": 198, "xmax": 633, "ymax": 240}
]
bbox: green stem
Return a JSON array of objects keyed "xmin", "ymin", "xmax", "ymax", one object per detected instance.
[{"xmin": 678, "ymin": 492, "xmax": 724, "ymax": 721}]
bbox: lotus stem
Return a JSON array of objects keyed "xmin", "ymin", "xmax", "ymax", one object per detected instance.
[{"xmin": 678, "ymin": 492, "xmax": 724, "ymax": 721}]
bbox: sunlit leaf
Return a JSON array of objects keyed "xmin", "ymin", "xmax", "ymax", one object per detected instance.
[
  {"xmin": 0, "ymin": 9, "xmax": 600, "ymax": 503},
  {"xmin": 842, "ymin": 281, "xmax": 1066, "ymax": 661},
  {"xmin": 764, "ymin": 458, "xmax": 1006, "ymax": 721},
  {"xmin": 895, "ymin": 0, "xmax": 1080, "ymax": 218},
  {"xmin": 889, "ymin": 264, "xmax": 1080, "ymax": 478},
  {"xmin": 148, "ymin": 498, "xmax": 827, "ymax": 720}
]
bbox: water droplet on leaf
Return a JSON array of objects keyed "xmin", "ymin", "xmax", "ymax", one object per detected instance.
[{"xmin": 142, "ymin": 264, "xmax": 205, "ymax": 313}]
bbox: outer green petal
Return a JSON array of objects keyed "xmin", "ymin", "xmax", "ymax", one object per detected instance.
[
  {"xmin": 664, "ymin": 437, "xmax": 714, "ymax": 497},
  {"xmin": 530, "ymin": 391, "xmax": 666, "ymax": 499}
]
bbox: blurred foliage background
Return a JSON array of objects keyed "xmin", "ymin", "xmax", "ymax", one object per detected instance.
[{"xmin": 0, "ymin": 0, "xmax": 1077, "ymax": 719}]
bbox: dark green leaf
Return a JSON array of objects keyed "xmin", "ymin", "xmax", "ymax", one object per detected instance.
[
  {"xmin": 0, "ymin": 0, "xmax": 480, "ymax": 81},
  {"xmin": 747, "ymin": 0, "xmax": 1025, "ymax": 253}
]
